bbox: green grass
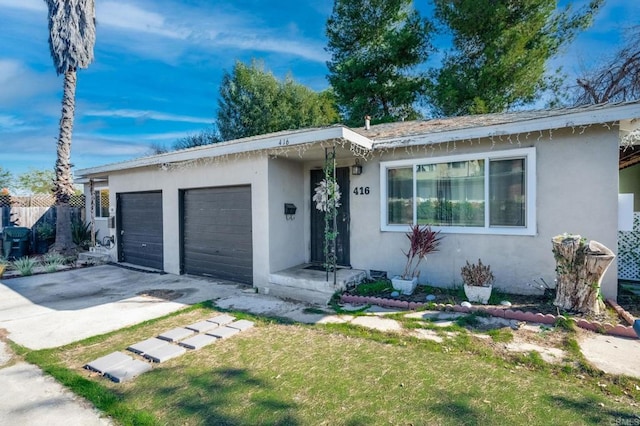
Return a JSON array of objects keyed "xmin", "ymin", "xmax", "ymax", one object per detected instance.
[{"xmin": 17, "ymin": 306, "xmax": 640, "ymax": 426}]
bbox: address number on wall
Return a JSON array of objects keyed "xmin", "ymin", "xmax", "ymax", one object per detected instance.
[{"xmin": 353, "ymin": 186, "xmax": 370, "ymax": 195}]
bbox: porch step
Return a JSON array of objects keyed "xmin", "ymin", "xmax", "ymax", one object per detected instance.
[
  {"xmin": 266, "ymin": 265, "xmax": 366, "ymax": 305},
  {"xmin": 78, "ymin": 248, "xmax": 111, "ymax": 264}
]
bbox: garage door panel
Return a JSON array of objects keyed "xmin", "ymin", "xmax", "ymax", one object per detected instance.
[
  {"xmin": 117, "ymin": 191, "xmax": 163, "ymax": 270},
  {"xmin": 182, "ymin": 186, "xmax": 252, "ymax": 284}
]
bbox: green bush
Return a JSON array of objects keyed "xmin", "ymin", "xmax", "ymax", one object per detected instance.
[
  {"xmin": 353, "ymin": 280, "xmax": 393, "ymax": 296},
  {"xmin": 13, "ymin": 257, "xmax": 38, "ymax": 276}
]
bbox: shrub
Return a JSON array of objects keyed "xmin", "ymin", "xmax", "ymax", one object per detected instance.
[
  {"xmin": 43, "ymin": 252, "xmax": 65, "ymax": 272},
  {"xmin": 13, "ymin": 257, "xmax": 38, "ymax": 276},
  {"xmin": 460, "ymin": 259, "xmax": 494, "ymax": 287},
  {"xmin": 72, "ymin": 220, "xmax": 97, "ymax": 250}
]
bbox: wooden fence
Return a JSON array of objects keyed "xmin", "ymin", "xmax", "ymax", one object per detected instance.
[{"xmin": 0, "ymin": 194, "xmax": 86, "ymax": 244}]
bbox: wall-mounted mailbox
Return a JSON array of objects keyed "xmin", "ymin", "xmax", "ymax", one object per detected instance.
[
  {"xmin": 108, "ymin": 216, "xmax": 116, "ymax": 229},
  {"xmin": 284, "ymin": 203, "xmax": 297, "ymax": 216}
]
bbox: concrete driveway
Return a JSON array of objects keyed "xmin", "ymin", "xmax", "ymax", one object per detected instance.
[{"xmin": 0, "ymin": 264, "xmax": 249, "ymax": 350}]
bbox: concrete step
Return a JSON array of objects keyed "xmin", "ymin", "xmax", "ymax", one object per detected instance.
[{"xmin": 266, "ymin": 265, "xmax": 366, "ymax": 305}]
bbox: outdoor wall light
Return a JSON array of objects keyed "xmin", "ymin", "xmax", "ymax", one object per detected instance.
[{"xmin": 351, "ymin": 158, "xmax": 363, "ymax": 175}]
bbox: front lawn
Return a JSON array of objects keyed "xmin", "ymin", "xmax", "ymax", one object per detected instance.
[{"xmin": 17, "ymin": 303, "xmax": 640, "ymax": 425}]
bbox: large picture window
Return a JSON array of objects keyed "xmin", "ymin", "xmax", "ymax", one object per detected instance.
[{"xmin": 380, "ymin": 148, "xmax": 536, "ymax": 235}]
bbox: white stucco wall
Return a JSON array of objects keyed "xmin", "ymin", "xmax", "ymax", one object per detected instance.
[
  {"xmin": 267, "ymin": 158, "xmax": 306, "ymax": 272},
  {"xmin": 347, "ymin": 126, "xmax": 620, "ymax": 299}
]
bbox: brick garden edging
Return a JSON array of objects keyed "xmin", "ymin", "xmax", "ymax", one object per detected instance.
[{"xmin": 339, "ymin": 294, "xmax": 638, "ymax": 339}]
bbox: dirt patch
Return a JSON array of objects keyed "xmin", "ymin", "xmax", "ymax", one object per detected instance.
[{"xmin": 137, "ymin": 289, "xmax": 184, "ymax": 301}]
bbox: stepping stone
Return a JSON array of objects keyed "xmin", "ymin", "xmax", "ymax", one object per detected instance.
[
  {"xmin": 206, "ymin": 326, "xmax": 240, "ymax": 339},
  {"xmin": 144, "ymin": 344, "xmax": 187, "ymax": 363},
  {"xmin": 207, "ymin": 314, "xmax": 235, "ymax": 326},
  {"xmin": 127, "ymin": 337, "xmax": 169, "ymax": 355},
  {"xmin": 179, "ymin": 334, "xmax": 218, "ymax": 350},
  {"xmin": 85, "ymin": 351, "xmax": 132, "ymax": 374},
  {"xmin": 185, "ymin": 320, "xmax": 220, "ymax": 333},
  {"xmin": 227, "ymin": 319, "xmax": 254, "ymax": 331},
  {"xmin": 158, "ymin": 327, "xmax": 195, "ymax": 342},
  {"xmin": 105, "ymin": 359, "xmax": 152, "ymax": 383}
]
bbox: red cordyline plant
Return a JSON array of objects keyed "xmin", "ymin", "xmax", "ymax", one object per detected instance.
[{"xmin": 401, "ymin": 224, "xmax": 443, "ymax": 279}]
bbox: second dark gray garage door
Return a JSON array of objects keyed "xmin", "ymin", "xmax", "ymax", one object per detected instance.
[{"xmin": 181, "ymin": 186, "xmax": 252, "ymax": 284}]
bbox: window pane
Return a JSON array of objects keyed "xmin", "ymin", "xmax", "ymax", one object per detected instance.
[
  {"xmin": 95, "ymin": 190, "xmax": 110, "ymax": 218},
  {"xmin": 416, "ymin": 160, "xmax": 485, "ymax": 226},
  {"xmin": 387, "ymin": 167, "xmax": 413, "ymax": 224},
  {"xmin": 490, "ymin": 159, "xmax": 525, "ymax": 227}
]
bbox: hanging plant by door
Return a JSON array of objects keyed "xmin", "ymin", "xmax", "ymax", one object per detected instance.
[{"xmin": 312, "ymin": 147, "xmax": 340, "ymax": 282}]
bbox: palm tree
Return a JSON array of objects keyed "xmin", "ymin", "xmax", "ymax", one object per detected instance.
[{"xmin": 44, "ymin": 0, "xmax": 96, "ymax": 254}]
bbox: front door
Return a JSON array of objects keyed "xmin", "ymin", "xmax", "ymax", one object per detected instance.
[{"xmin": 310, "ymin": 167, "xmax": 350, "ymax": 266}]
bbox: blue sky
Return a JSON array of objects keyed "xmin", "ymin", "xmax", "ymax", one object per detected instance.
[{"xmin": 0, "ymin": 0, "xmax": 638, "ymax": 177}]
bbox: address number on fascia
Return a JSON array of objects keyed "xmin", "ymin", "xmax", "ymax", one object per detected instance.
[{"xmin": 353, "ymin": 186, "xmax": 370, "ymax": 195}]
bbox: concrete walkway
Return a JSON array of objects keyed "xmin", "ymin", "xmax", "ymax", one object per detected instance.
[{"xmin": 0, "ymin": 265, "xmax": 638, "ymax": 424}]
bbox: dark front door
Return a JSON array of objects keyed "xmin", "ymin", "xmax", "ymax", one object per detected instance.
[
  {"xmin": 116, "ymin": 191, "xmax": 164, "ymax": 270},
  {"xmin": 310, "ymin": 167, "xmax": 350, "ymax": 266}
]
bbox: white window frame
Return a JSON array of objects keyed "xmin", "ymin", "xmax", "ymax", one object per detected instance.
[
  {"xmin": 94, "ymin": 189, "xmax": 110, "ymax": 219},
  {"xmin": 380, "ymin": 147, "xmax": 536, "ymax": 235}
]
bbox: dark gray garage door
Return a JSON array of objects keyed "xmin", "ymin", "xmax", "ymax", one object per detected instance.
[
  {"xmin": 116, "ymin": 191, "xmax": 163, "ymax": 270},
  {"xmin": 181, "ymin": 186, "xmax": 252, "ymax": 284}
]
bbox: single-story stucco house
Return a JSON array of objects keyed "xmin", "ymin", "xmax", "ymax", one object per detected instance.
[{"xmin": 77, "ymin": 101, "xmax": 640, "ymax": 304}]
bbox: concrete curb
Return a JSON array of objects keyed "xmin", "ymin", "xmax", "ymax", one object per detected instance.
[{"xmin": 340, "ymin": 294, "xmax": 638, "ymax": 339}]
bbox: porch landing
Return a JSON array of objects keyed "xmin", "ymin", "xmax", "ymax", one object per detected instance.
[{"xmin": 266, "ymin": 265, "xmax": 366, "ymax": 305}]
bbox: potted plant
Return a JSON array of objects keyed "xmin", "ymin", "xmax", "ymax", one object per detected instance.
[
  {"xmin": 391, "ymin": 224, "xmax": 442, "ymax": 295},
  {"xmin": 461, "ymin": 259, "xmax": 494, "ymax": 304}
]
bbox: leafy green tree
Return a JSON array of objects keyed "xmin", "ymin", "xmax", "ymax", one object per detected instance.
[
  {"xmin": 217, "ymin": 60, "xmax": 339, "ymax": 141},
  {"xmin": 44, "ymin": 0, "xmax": 96, "ymax": 253},
  {"xmin": 17, "ymin": 169, "xmax": 55, "ymax": 194},
  {"xmin": 326, "ymin": 0, "xmax": 434, "ymax": 126},
  {"xmin": 573, "ymin": 26, "xmax": 640, "ymax": 105},
  {"xmin": 429, "ymin": 0, "xmax": 603, "ymax": 116},
  {"xmin": 0, "ymin": 166, "xmax": 13, "ymax": 192},
  {"xmin": 173, "ymin": 127, "xmax": 221, "ymax": 150}
]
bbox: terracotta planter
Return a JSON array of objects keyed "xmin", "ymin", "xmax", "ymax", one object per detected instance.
[
  {"xmin": 391, "ymin": 276, "xmax": 418, "ymax": 295},
  {"xmin": 463, "ymin": 284, "xmax": 492, "ymax": 304}
]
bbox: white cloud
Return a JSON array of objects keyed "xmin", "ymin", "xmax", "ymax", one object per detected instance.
[
  {"xmin": 0, "ymin": 114, "xmax": 23, "ymax": 128},
  {"xmin": 97, "ymin": 2, "xmax": 189, "ymax": 39},
  {"xmin": 0, "ymin": 59, "xmax": 59, "ymax": 107},
  {"xmin": 83, "ymin": 108, "xmax": 212, "ymax": 124},
  {"xmin": 0, "ymin": 0, "xmax": 45, "ymax": 12}
]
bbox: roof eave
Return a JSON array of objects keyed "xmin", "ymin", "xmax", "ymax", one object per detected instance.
[
  {"xmin": 76, "ymin": 126, "xmax": 373, "ymax": 178},
  {"xmin": 374, "ymin": 102, "xmax": 640, "ymax": 149}
]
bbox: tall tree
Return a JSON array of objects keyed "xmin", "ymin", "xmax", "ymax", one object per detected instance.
[
  {"xmin": 0, "ymin": 166, "xmax": 13, "ymax": 192},
  {"xmin": 573, "ymin": 26, "xmax": 640, "ymax": 105},
  {"xmin": 17, "ymin": 168, "xmax": 55, "ymax": 194},
  {"xmin": 326, "ymin": 0, "xmax": 434, "ymax": 126},
  {"xmin": 217, "ymin": 60, "xmax": 339, "ymax": 141},
  {"xmin": 44, "ymin": 0, "xmax": 95, "ymax": 253},
  {"xmin": 173, "ymin": 127, "xmax": 220, "ymax": 150},
  {"xmin": 429, "ymin": 0, "xmax": 603, "ymax": 116}
]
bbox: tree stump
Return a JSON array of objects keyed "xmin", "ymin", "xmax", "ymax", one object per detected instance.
[{"xmin": 552, "ymin": 234, "xmax": 615, "ymax": 315}]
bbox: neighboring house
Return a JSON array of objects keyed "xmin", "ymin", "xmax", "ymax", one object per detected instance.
[{"xmin": 77, "ymin": 101, "xmax": 640, "ymax": 303}]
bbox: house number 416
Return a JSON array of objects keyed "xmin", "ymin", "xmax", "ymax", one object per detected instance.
[{"xmin": 353, "ymin": 186, "xmax": 370, "ymax": 195}]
